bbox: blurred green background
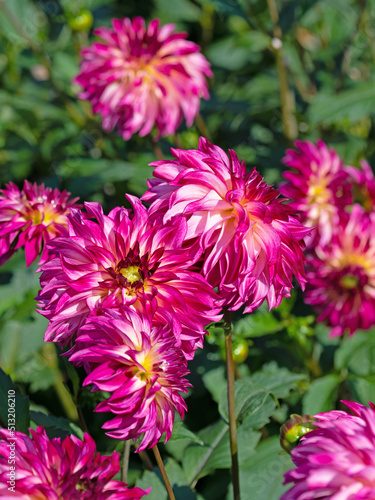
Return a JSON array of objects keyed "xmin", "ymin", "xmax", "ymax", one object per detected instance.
[{"xmin": 2, "ymin": 1, "xmax": 375, "ymax": 499}]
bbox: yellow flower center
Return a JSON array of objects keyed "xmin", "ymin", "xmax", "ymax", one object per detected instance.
[
  {"xmin": 119, "ymin": 265, "xmax": 142, "ymax": 283},
  {"xmin": 331, "ymin": 253, "xmax": 372, "ymax": 272},
  {"xmin": 339, "ymin": 274, "xmax": 359, "ymax": 289},
  {"xmin": 307, "ymin": 178, "xmax": 331, "ymax": 205},
  {"xmin": 27, "ymin": 204, "xmax": 63, "ymax": 227}
]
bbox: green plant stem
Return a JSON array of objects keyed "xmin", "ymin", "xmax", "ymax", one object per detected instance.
[
  {"xmin": 139, "ymin": 450, "xmax": 154, "ymax": 471},
  {"xmin": 224, "ymin": 309, "xmax": 240, "ymax": 500},
  {"xmin": 122, "ymin": 440, "xmax": 131, "ymax": 483},
  {"xmin": 43, "ymin": 343, "xmax": 78, "ymax": 422},
  {"xmin": 195, "ymin": 114, "xmax": 212, "ymax": 142},
  {"xmin": 152, "ymin": 444, "xmax": 176, "ymax": 500},
  {"xmin": 149, "ymin": 137, "xmax": 165, "ymax": 161},
  {"xmin": 266, "ymin": 0, "xmax": 298, "ymax": 142}
]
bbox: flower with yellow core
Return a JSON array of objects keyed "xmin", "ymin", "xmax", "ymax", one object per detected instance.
[
  {"xmin": 0, "ymin": 180, "xmax": 80, "ymax": 266},
  {"xmin": 304, "ymin": 204, "xmax": 375, "ymax": 337}
]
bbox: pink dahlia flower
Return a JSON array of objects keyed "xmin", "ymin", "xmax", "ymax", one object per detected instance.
[
  {"xmin": 37, "ymin": 196, "xmax": 221, "ymax": 358},
  {"xmin": 143, "ymin": 138, "xmax": 309, "ymax": 312},
  {"xmin": 280, "ymin": 139, "xmax": 353, "ymax": 247},
  {"xmin": 70, "ymin": 307, "xmax": 190, "ymax": 451},
  {"xmin": 0, "ymin": 426, "xmax": 149, "ymax": 499},
  {"xmin": 346, "ymin": 159, "xmax": 375, "ymax": 211},
  {"xmin": 0, "ymin": 180, "xmax": 80, "ymax": 266},
  {"xmin": 282, "ymin": 401, "xmax": 375, "ymax": 500},
  {"xmin": 74, "ymin": 17, "xmax": 212, "ymax": 140},
  {"xmin": 304, "ymin": 204, "xmax": 375, "ymax": 337}
]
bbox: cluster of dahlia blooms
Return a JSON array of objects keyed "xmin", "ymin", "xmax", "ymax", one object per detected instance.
[
  {"xmin": 0, "ymin": 180, "xmax": 80, "ymax": 266},
  {"xmin": 74, "ymin": 17, "xmax": 212, "ymax": 140},
  {"xmin": 282, "ymin": 401, "xmax": 375, "ymax": 500},
  {"xmin": 35, "ymin": 137, "xmax": 309, "ymax": 450},
  {"xmin": 0, "ymin": 426, "xmax": 149, "ymax": 499},
  {"xmin": 281, "ymin": 140, "xmax": 375, "ymax": 337}
]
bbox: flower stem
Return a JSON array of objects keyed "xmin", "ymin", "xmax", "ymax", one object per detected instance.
[
  {"xmin": 149, "ymin": 137, "xmax": 165, "ymax": 160},
  {"xmin": 121, "ymin": 440, "xmax": 131, "ymax": 483},
  {"xmin": 43, "ymin": 343, "xmax": 78, "ymax": 422},
  {"xmin": 224, "ymin": 309, "xmax": 240, "ymax": 500},
  {"xmin": 195, "ymin": 114, "xmax": 212, "ymax": 142},
  {"xmin": 139, "ymin": 450, "xmax": 154, "ymax": 471},
  {"xmin": 152, "ymin": 444, "xmax": 176, "ymax": 500},
  {"xmin": 266, "ymin": 0, "xmax": 298, "ymax": 142}
]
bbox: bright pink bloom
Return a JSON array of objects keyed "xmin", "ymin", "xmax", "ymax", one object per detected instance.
[
  {"xmin": 74, "ymin": 17, "xmax": 212, "ymax": 140},
  {"xmin": 304, "ymin": 204, "xmax": 375, "ymax": 337},
  {"xmin": 346, "ymin": 159, "xmax": 375, "ymax": 211},
  {"xmin": 282, "ymin": 401, "xmax": 375, "ymax": 500},
  {"xmin": 0, "ymin": 180, "xmax": 80, "ymax": 266},
  {"xmin": 280, "ymin": 140, "xmax": 353, "ymax": 247},
  {"xmin": 0, "ymin": 426, "xmax": 149, "ymax": 499},
  {"xmin": 37, "ymin": 196, "xmax": 221, "ymax": 359},
  {"xmin": 143, "ymin": 138, "xmax": 309, "ymax": 312},
  {"xmin": 70, "ymin": 307, "xmax": 190, "ymax": 451}
]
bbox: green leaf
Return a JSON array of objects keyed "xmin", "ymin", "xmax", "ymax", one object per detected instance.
[
  {"xmin": 14, "ymin": 357, "xmax": 56, "ymax": 392},
  {"xmin": 197, "ymin": 0, "xmax": 249, "ymax": 21},
  {"xmin": 249, "ymin": 362, "xmax": 306, "ymax": 399},
  {"xmin": 169, "ymin": 419, "xmax": 204, "ymax": 446},
  {"xmin": 137, "ymin": 459, "xmax": 197, "ymax": 500},
  {"xmin": 226, "ymin": 437, "xmax": 293, "ymax": 500},
  {"xmin": 0, "ymin": 0, "xmax": 45, "ymax": 48},
  {"xmin": 206, "ymin": 37, "xmax": 252, "ymax": 71},
  {"xmin": 218, "ymin": 363, "xmax": 304, "ymax": 426},
  {"xmin": 233, "ymin": 312, "xmax": 285, "ymax": 338},
  {"xmin": 182, "ymin": 420, "xmax": 260, "ymax": 484},
  {"xmin": 154, "ymin": 0, "xmax": 201, "ymax": 22},
  {"xmin": 30, "ymin": 410, "xmax": 83, "ymax": 440},
  {"xmin": 202, "ymin": 365, "xmax": 226, "ymax": 403},
  {"xmin": 302, "ymin": 374, "xmax": 341, "ymax": 415},
  {"xmin": 347, "ymin": 375, "xmax": 375, "ymax": 405},
  {"xmin": 137, "ymin": 470, "xmax": 167, "ymax": 500},
  {"xmin": 309, "ymin": 84, "xmax": 375, "ymax": 126},
  {"xmin": 334, "ymin": 330, "xmax": 375, "ymax": 375},
  {"xmin": 218, "ymin": 379, "xmax": 276, "ymax": 426},
  {"xmin": 0, "ymin": 368, "xmax": 30, "ymax": 434}
]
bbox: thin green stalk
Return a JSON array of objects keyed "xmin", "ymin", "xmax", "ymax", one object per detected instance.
[
  {"xmin": 266, "ymin": 0, "xmax": 298, "ymax": 142},
  {"xmin": 139, "ymin": 450, "xmax": 154, "ymax": 471},
  {"xmin": 152, "ymin": 444, "xmax": 176, "ymax": 500},
  {"xmin": 43, "ymin": 343, "xmax": 78, "ymax": 422},
  {"xmin": 224, "ymin": 309, "xmax": 240, "ymax": 500},
  {"xmin": 149, "ymin": 137, "xmax": 165, "ymax": 161},
  {"xmin": 195, "ymin": 114, "xmax": 212, "ymax": 142},
  {"xmin": 122, "ymin": 440, "xmax": 131, "ymax": 483}
]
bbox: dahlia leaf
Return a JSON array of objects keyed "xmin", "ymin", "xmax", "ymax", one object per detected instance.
[
  {"xmin": 218, "ymin": 379, "xmax": 276, "ymax": 426},
  {"xmin": 29, "ymin": 410, "xmax": 84, "ymax": 440},
  {"xmin": 137, "ymin": 458, "xmax": 196, "ymax": 500},
  {"xmin": 347, "ymin": 376, "xmax": 375, "ymax": 406},
  {"xmin": 228, "ymin": 436, "xmax": 293, "ymax": 500},
  {"xmin": 302, "ymin": 374, "xmax": 341, "ymax": 415},
  {"xmin": 0, "ymin": 367, "xmax": 30, "ymax": 434},
  {"xmin": 169, "ymin": 420, "xmax": 204, "ymax": 446},
  {"xmin": 218, "ymin": 364, "xmax": 304, "ymax": 426},
  {"xmin": 233, "ymin": 312, "xmax": 286, "ymax": 338},
  {"xmin": 202, "ymin": 365, "xmax": 227, "ymax": 404},
  {"xmin": 182, "ymin": 420, "xmax": 260, "ymax": 484},
  {"xmin": 309, "ymin": 83, "xmax": 375, "ymax": 126},
  {"xmin": 334, "ymin": 329, "xmax": 375, "ymax": 375},
  {"xmin": 249, "ymin": 362, "xmax": 306, "ymax": 399},
  {"xmin": 196, "ymin": 0, "xmax": 249, "ymax": 22}
]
